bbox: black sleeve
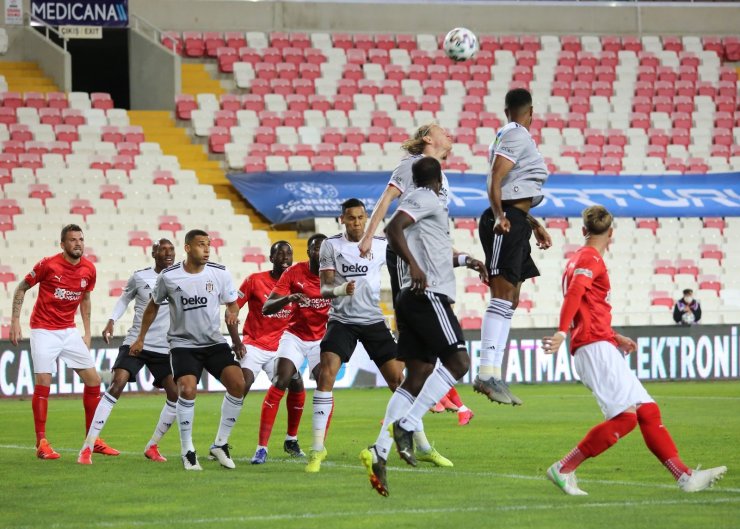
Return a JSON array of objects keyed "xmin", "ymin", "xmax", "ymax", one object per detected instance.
[
  {"xmin": 673, "ymin": 302, "xmax": 682, "ymax": 323},
  {"xmin": 693, "ymin": 302, "xmax": 701, "ymax": 323}
]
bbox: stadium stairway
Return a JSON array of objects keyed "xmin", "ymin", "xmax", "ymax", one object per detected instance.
[
  {"xmin": 127, "ymin": 108, "xmax": 306, "ymax": 255},
  {"xmin": 0, "ymin": 62, "xmax": 58, "ymax": 93}
]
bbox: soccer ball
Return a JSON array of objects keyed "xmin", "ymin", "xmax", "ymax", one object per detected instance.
[{"xmin": 443, "ymin": 27, "xmax": 479, "ymax": 62}]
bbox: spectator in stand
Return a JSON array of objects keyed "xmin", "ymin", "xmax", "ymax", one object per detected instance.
[{"xmin": 673, "ymin": 289, "xmax": 701, "ymax": 326}]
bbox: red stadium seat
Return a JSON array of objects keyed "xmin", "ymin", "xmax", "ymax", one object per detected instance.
[
  {"xmin": 91, "ymin": 93, "xmax": 113, "ymax": 110},
  {"xmin": 698, "ymin": 275, "xmax": 721, "ymax": 296},
  {"xmin": 153, "ymin": 170, "xmax": 177, "ymax": 191},
  {"xmin": 703, "ymin": 218, "xmax": 726, "ymax": 234},
  {"xmin": 637, "ymin": 218, "xmax": 659, "ymax": 234},
  {"xmin": 158, "ymin": 215, "xmax": 183, "ymax": 238},
  {"xmin": 69, "ymin": 199, "xmax": 95, "ymax": 221},
  {"xmin": 459, "ymin": 312, "xmax": 483, "ymax": 331},
  {"xmin": 0, "ymin": 264, "xmax": 15, "ymax": 289},
  {"xmin": 0, "ymin": 215, "xmax": 13, "ymax": 240},
  {"xmin": 100, "ymin": 184, "xmax": 125, "ymax": 206},
  {"xmin": 128, "ymin": 231, "xmax": 153, "ymax": 255},
  {"xmin": 176, "ymin": 95, "xmax": 197, "ymax": 120},
  {"xmin": 0, "ymin": 199, "xmax": 21, "ymax": 217},
  {"xmin": 242, "ymin": 246, "xmax": 267, "ymax": 265},
  {"xmin": 311, "ymin": 156, "xmax": 335, "ymax": 171},
  {"xmin": 244, "ymin": 156, "xmax": 266, "ymax": 172},
  {"xmin": 108, "ymin": 279, "xmax": 127, "ymax": 297},
  {"xmin": 28, "ymin": 183, "xmax": 53, "ymax": 205}
]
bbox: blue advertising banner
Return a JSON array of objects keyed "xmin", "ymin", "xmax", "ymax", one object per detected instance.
[
  {"xmin": 31, "ymin": 0, "xmax": 128, "ymax": 27},
  {"xmin": 228, "ymin": 171, "xmax": 740, "ymax": 224}
]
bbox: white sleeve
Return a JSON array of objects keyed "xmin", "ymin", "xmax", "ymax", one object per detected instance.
[
  {"xmin": 388, "ymin": 157, "xmax": 413, "ymax": 194},
  {"xmin": 109, "ymin": 273, "xmax": 138, "ymax": 321},
  {"xmin": 493, "ymin": 127, "xmax": 527, "ymax": 164},
  {"xmin": 318, "ymin": 239, "xmax": 335, "ymax": 271},
  {"xmin": 219, "ymin": 269, "xmax": 238, "ymax": 304},
  {"xmin": 152, "ymin": 274, "xmax": 169, "ymax": 305}
]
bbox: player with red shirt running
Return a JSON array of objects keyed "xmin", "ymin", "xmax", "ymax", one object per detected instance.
[
  {"xmin": 235, "ymin": 241, "xmax": 308, "ymax": 464},
  {"xmin": 9, "ymin": 224, "xmax": 118, "ymax": 459},
  {"xmin": 258, "ymin": 234, "xmax": 332, "ymax": 469},
  {"xmin": 542, "ymin": 206, "xmax": 727, "ymax": 495}
]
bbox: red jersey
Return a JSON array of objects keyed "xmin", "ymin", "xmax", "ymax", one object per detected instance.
[
  {"xmin": 237, "ymin": 270, "xmax": 293, "ymax": 351},
  {"xmin": 272, "ymin": 261, "xmax": 331, "ymax": 342},
  {"xmin": 560, "ymin": 246, "xmax": 617, "ymax": 353},
  {"xmin": 24, "ymin": 254, "xmax": 96, "ymax": 330}
]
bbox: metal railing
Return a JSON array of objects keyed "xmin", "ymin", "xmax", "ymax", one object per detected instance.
[
  {"xmin": 25, "ymin": 13, "xmax": 67, "ymax": 52},
  {"xmin": 129, "ymin": 12, "xmax": 178, "ymax": 52}
]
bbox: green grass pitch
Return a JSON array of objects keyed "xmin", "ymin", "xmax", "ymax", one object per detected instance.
[{"xmin": 1, "ymin": 381, "xmax": 738, "ymax": 529}]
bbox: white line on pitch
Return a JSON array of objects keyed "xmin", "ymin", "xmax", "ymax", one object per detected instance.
[
  {"xmin": 30, "ymin": 497, "xmax": 739, "ymax": 529},
  {"xmin": 2, "ymin": 443, "xmax": 738, "ymax": 494}
]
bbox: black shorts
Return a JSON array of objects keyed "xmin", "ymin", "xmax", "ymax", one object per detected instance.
[
  {"xmin": 395, "ymin": 288, "xmax": 466, "ymax": 364},
  {"xmin": 386, "ymin": 246, "xmax": 406, "ymax": 309},
  {"xmin": 479, "ymin": 206, "xmax": 540, "ymax": 285},
  {"xmin": 170, "ymin": 343, "xmax": 239, "ymax": 382},
  {"xmin": 320, "ymin": 320, "xmax": 397, "ymax": 367},
  {"xmin": 113, "ymin": 345, "xmax": 172, "ymax": 388}
]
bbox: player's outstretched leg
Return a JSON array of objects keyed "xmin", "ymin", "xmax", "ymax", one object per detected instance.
[
  {"xmin": 252, "ymin": 385, "xmax": 287, "ymax": 464},
  {"xmin": 445, "ymin": 387, "xmax": 474, "ymax": 426},
  {"xmin": 145, "ymin": 399, "xmax": 176, "ymax": 462},
  {"xmin": 636, "ymin": 403, "xmax": 727, "ymax": 492},
  {"xmin": 547, "ymin": 411, "xmax": 638, "ymax": 495},
  {"xmin": 360, "ymin": 445, "xmax": 389, "ymax": 497}
]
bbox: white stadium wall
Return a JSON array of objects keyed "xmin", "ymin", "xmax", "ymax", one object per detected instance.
[{"xmin": 129, "ymin": 0, "xmax": 740, "ymax": 35}]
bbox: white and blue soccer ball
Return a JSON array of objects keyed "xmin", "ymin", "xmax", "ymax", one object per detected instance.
[{"xmin": 443, "ymin": 27, "xmax": 479, "ymax": 62}]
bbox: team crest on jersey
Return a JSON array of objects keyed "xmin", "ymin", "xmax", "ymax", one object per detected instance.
[
  {"xmin": 80, "ymin": 278, "xmax": 88, "ymax": 288},
  {"xmin": 205, "ymin": 280, "xmax": 214, "ymax": 293}
]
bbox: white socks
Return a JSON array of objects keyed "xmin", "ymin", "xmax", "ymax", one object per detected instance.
[
  {"xmin": 214, "ymin": 393, "xmax": 244, "ymax": 446},
  {"xmin": 399, "ymin": 365, "xmax": 457, "ymax": 432},
  {"xmin": 312, "ymin": 390, "xmax": 333, "ymax": 451},
  {"xmin": 479, "ymin": 298, "xmax": 513, "ymax": 380},
  {"xmin": 177, "ymin": 397, "xmax": 195, "ymax": 455},
  {"xmin": 83, "ymin": 392, "xmax": 117, "ymax": 450},
  {"xmin": 147, "ymin": 399, "xmax": 177, "ymax": 449},
  {"xmin": 375, "ymin": 387, "xmax": 414, "ymax": 460}
]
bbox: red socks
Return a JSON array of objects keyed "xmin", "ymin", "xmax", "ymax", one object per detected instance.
[
  {"xmin": 637, "ymin": 402, "xmax": 689, "ymax": 479},
  {"xmin": 445, "ymin": 387, "xmax": 464, "ymax": 408},
  {"xmin": 82, "ymin": 384, "xmax": 101, "ymax": 433},
  {"xmin": 32, "ymin": 384, "xmax": 50, "ymax": 445},
  {"xmin": 560, "ymin": 411, "xmax": 638, "ymax": 472},
  {"xmin": 285, "ymin": 389, "xmax": 305, "ymax": 438},
  {"xmin": 258, "ymin": 386, "xmax": 285, "ymax": 446}
]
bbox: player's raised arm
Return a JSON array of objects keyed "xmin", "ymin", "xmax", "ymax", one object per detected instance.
[
  {"xmin": 9, "ymin": 279, "xmax": 31, "ymax": 345},
  {"xmin": 358, "ymin": 185, "xmax": 402, "ymax": 257}
]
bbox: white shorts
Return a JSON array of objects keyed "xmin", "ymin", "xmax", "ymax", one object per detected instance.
[
  {"xmin": 30, "ymin": 328, "xmax": 94, "ymax": 374},
  {"xmin": 276, "ymin": 331, "xmax": 321, "ymax": 375},
  {"xmin": 240, "ymin": 344, "xmax": 279, "ymax": 380},
  {"xmin": 574, "ymin": 341, "xmax": 654, "ymax": 420}
]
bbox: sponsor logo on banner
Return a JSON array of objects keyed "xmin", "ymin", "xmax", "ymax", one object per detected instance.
[
  {"xmin": 31, "ymin": 0, "xmax": 128, "ymax": 27},
  {"xmin": 1, "ymin": 327, "xmax": 737, "ymax": 396},
  {"xmin": 228, "ymin": 172, "xmax": 740, "ymax": 224}
]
